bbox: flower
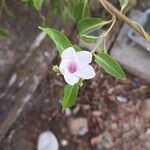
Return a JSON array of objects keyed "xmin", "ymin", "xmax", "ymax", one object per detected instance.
[{"xmin": 59, "ymin": 47, "xmax": 96, "ymax": 85}]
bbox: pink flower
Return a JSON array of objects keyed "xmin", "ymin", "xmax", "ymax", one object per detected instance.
[{"xmin": 59, "ymin": 47, "xmax": 96, "ymax": 85}]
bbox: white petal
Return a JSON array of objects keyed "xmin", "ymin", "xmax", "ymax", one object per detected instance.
[
  {"xmin": 76, "ymin": 65, "xmax": 95, "ymax": 79},
  {"xmin": 61, "ymin": 47, "xmax": 76, "ymax": 61},
  {"xmin": 37, "ymin": 131, "xmax": 59, "ymax": 150},
  {"xmin": 59, "ymin": 60, "xmax": 70, "ymax": 75},
  {"xmin": 64, "ymin": 71, "xmax": 79, "ymax": 85},
  {"xmin": 76, "ymin": 51, "xmax": 92, "ymax": 68}
]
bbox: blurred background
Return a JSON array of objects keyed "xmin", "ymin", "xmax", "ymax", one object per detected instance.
[{"xmin": 0, "ymin": 0, "xmax": 150, "ymax": 149}]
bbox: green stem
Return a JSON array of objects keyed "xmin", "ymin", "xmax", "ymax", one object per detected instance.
[{"xmin": 92, "ymin": 17, "xmax": 116, "ymax": 54}]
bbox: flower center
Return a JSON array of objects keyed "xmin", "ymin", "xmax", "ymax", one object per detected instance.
[{"xmin": 68, "ymin": 63, "xmax": 77, "ymax": 73}]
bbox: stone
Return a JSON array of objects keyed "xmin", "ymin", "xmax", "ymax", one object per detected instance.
[
  {"xmin": 68, "ymin": 118, "xmax": 88, "ymax": 136},
  {"xmin": 123, "ymin": 123, "xmax": 131, "ymax": 132},
  {"xmin": 117, "ymin": 96, "xmax": 128, "ymax": 104},
  {"xmin": 110, "ymin": 10, "xmax": 150, "ymax": 83},
  {"xmin": 38, "ymin": 131, "xmax": 59, "ymax": 150},
  {"xmin": 146, "ymin": 128, "xmax": 150, "ymax": 136},
  {"xmin": 65, "ymin": 108, "xmax": 72, "ymax": 117},
  {"xmin": 90, "ymin": 135, "xmax": 102, "ymax": 145},
  {"xmin": 142, "ymin": 99, "xmax": 150, "ymax": 119},
  {"xmin": 60, "ymin": 139, "xmax": 68, "ymax": 147}
]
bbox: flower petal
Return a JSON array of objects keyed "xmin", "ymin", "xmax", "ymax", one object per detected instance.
[
  {"xmin": 76, "ymin": 65, "xmax": 95, "ymax": 79},
  {"xmin": 61, "ymin": 47, "xmax": 76, "ymax": 61},
  {"xmin": 76, "ymin": 51, "xmax": 92, "ymax": 68},
  {"xmin": 64, "ymin": 71, "xmax": 79, "ymax": 85},
  {"xmin": 59, "ymin": 60, "xmax": 70, "ymax": 75}
]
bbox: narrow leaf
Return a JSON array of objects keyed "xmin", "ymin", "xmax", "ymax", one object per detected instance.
[
  {"xmin": 62, "ymin": 83, "xmax": 80, "ymax": 112},
  {"xmin": 39, "ymin": 27, "xmax": 72, "ymax": 54},
  {"xmin": 78, "ymin": 18, "xmax": 109, "ymax": 34},
  {"xmin": 94, "ymin": 52, "xmax": 126, "ymax": 80},
  {"xmin": 33, "ymin": 0, "xmax": 44, "ymax": 10},
  {"xmin": 79, "ymin": 34, "xmax": 98, "ymax": 43},
  {"xmin": 73, "ymin": 0, "xmax": 90, "ymax": 22},
  {"xmin": 119, "ymin": 0, "xmax": 129, "ymax": 10},
  {"xmin": 0, "ymin": 27, "xmax": 9, "ymax": 37}
]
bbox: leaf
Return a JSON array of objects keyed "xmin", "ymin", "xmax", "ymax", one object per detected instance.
[
  {"xmin": 79, "ymin": 34, "xmax": 98, "ymax": 43},
  {"xmin": 62, "ymin": 83, "xmax": 80, "ymax": 112},
  {"xmin": 94, "ymin": 52, "xmax": 126, "ymax": 80},
  {"xmin": 78, "ymin": 18, "xmax": 109, "ymax": 34},
  {"xmin": 119, "ymin": 0, "xmax": 129, "ymax": 10},
  {"xmin": 3, "ymin": 3, "xmax": 14, "ymax": 17},
  {"xmin": 73, "ymin": 45, "xmax": 81, "ymax": 52},
  {"xmin": 39, "ymin": 27, "xmax": 72, "ymax": 54},
  {"xmin": 33, "ymin": 0, "xmax": 44, "ymax": 10},
  {"xmin": 73, "ymin": 0, "xmax": 90, "ymax": 22},
  {"xmin": 0, "ymin": 27, "xmax": 9, "ymax": 37}
]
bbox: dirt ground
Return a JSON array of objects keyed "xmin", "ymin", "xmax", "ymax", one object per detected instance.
[
  {"xmin": 0, "ymin": 0, "xmax": 150, "ymax": 150},
  {"xmin": 1, "ymin": 65, "xmax": 150, "ymax": 150}
]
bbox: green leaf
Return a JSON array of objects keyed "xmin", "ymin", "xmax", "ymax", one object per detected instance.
[
  {"xmin": 3, "ymin": 3, "xmax": 14, "ymax": 17},
  {"xmin": 119, "ymin": 0, "xmax": 129, "ymax": 10},
  {"xmin": 33, "ymin": 0, "xmax": 44, "ymax": 10},
  {"xmin": 73, "ymin": 0, "xmax": 90, "ymax": 22},
  {"xmin": 0, "ymin": 27, "xmax": 9, "ymax": 37},
  {"xmin": 73, "ymin": 45, "xmax": 81, "ymax": 52},
  {"xmin": 62, "ymin": 83, "xmax": 80, "ymax": 112},
  {"xmin": 78, "ymin": 18, "xmax": 109, "ymax": 34},
  {"xmin": 94, "ymin": 52, "xmax": 126, "ymax": 80},
  {"xmin": 39, "ymin": 27, "xmax": 72, "ymax": 54},
  {"xmin": 79, "ymin": 34, "xmax": 98, "ymax": 43}
]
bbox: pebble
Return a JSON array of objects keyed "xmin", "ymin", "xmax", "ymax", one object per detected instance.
[
  {"xmin": 117, "ymin": 96, "xmax": 128, "ymax": 104},
  {"xmin": 111, "ymin": 123, "xmax": 118, "ymax": 130},
  {"xmin": 92, "ymin": 111, "xmax": 101, "ymax": 117},
  {"xmin": 65, "ymin": 108, "xmax": 72, "ymax": 117},
  {"xmin": 91, "ymin": 135, "xmax": 102, "ymax": 145},
  {"xmin": 123, "ymin": 123, "xmax": 131, "ymax": 132},
  {"xmin": 38, "ymin": 131, "xmax": 59, "ymax": 150},
  {"xmin": 60, "ymin": 139, "xmax": 68, "ymax": 147},
  {"xmin": 8, "ymin": 73, "xmax": 17, "ymax": 87},
  {"xmin": 142, "ymin": 99, "xmax": 150, "ymax": 119},
  {"xmin": 68, "ymin": 118, "xmax": 88, "ymax": 136},
  {"xmin": 146, "ymin": 128, "xmax": 150, "ymax": 136},
  {"xmin": 78, "ymin": 128, "xmax": 88, "ymax": 136},
  {"xmin": 72, "ymin": 104, "xmax": 80, "ymax": 114}
]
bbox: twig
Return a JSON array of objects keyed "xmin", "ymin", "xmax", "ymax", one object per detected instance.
[{"xmin": 99, "ymin": 0, "xmax": 150, "ymax": 41}]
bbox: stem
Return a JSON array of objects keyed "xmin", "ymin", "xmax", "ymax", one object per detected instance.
[
  {"xmin": 99, "ymin": 0, "xmax": 150, "ymax": 41},
  {"xmin": 92, "ymin": 17, "xmax": 116, "ymax": 53}
]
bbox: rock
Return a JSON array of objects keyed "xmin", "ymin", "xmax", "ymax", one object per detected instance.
[
  {"xmin": 37, "ymin": 131, "xmax": 59, "ymax": 150},
  {"xmin": 91, "ymin": 135, "xmax": 102, "ymax": 145},
  {"xmin": 60, "ymin": 139, "xmax": 68, "ymax": 147},
  {"xmin": 110, "ymin": 10, "xmax": 150, "ymax": 83},
  {"xmin": 117, "ymin": 96, "xmax": 128, "ymax": 104},
  {"xmin": 97, "ymin": 132, "xmax": 113, "ymax": 149},
  {"xmin": 102, "ymin": 132, "xmax": 113, "ymax": 149},
  {"xmin": 123, "ymin": 123, "xmax": 131, "ymax": 132},
  {"xmin": 65, "ymin": 108, "xmax": 72, "ymax": 117},
  {"xmin": 72, "ymin": 104, "xmax": 80, "ymax": 114},
  {"xmin": 68, "ymin": 118, "xmax": 88, "ymax": 136},
  {"xmin": 111, "ymin": 123, "xmax": 118, "ymax": 130},
  {"xmin": 146, "ymin": 128, "xmax": 150, "ymax": 136},
  {"xmin": 142, "ymin": 99, "xmax": 150, "ymax": 119},
  {"xmin": 92, "ymin": 111, "xmax": 102, "ymax": 117}
]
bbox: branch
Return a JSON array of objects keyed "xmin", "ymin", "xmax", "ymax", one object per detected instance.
[{"xmin": 99, "ymin": 0, "xmax": 150, "ymax": 42}]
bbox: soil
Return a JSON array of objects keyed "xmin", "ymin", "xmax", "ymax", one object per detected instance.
[{"xmin": 0, "ymin": 65, "xmax": 150, "ymax": 150}]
